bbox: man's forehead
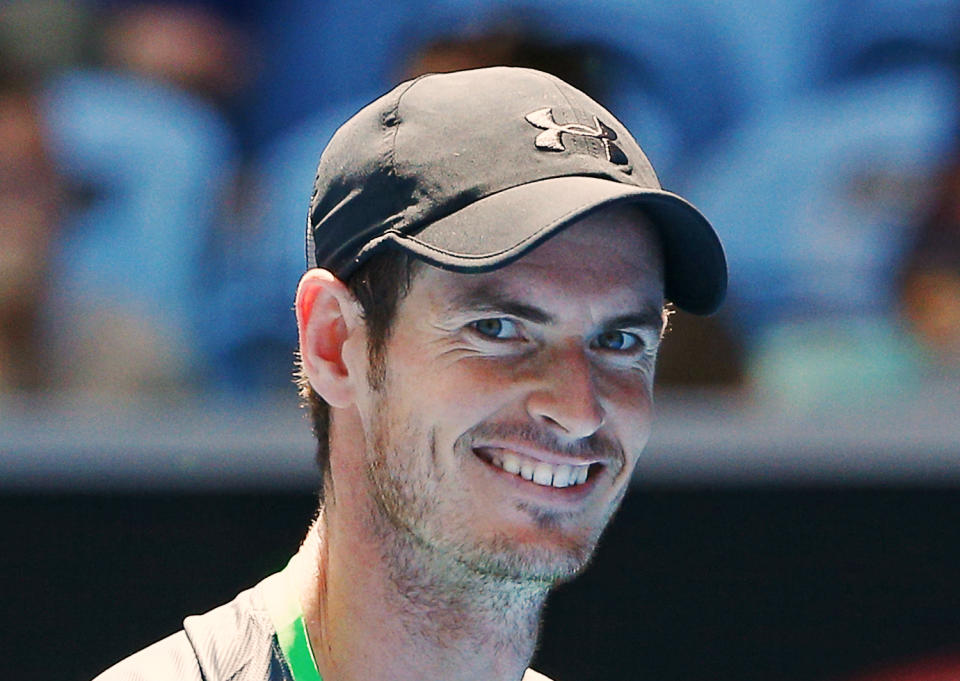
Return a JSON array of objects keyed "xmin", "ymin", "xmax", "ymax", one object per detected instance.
[{"xmin": 409, "ymin": 214, "xmax": 665, "ymax": 317}]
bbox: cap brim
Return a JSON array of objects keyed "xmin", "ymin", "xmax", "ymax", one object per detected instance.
[{"xmin": 381, "ymin": 175, "xmax": 727, "ymax": 315}]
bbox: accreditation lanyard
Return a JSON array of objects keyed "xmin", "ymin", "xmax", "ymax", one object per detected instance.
[{"xmin": 265, "ymin": 562, "xmax": 324, "ymax": 681}]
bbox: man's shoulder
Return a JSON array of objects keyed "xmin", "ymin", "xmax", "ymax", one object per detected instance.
[
  {"xmin": 93, "ymin": 630, "xmax": 201, "ymax": 681},
  {"xmin": 93, "ymin": 576, "xmax": 287, "ymax": 681}
]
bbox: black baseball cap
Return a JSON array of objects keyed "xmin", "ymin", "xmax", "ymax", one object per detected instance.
[{"xmin": 306, "ymin": 66, "xmax": 726, "ymax": 315}]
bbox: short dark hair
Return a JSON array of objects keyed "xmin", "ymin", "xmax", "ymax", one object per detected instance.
[{"xmin": 295, "ymin": 249, "xmax": 421, "ymax": 502}]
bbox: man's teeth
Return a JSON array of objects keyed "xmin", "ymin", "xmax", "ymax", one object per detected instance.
[{"xmin": 492, "ymin": 452, "xmax": 590, "ymax": 488}]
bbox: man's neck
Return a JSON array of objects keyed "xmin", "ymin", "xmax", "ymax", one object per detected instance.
[{"xmin": 294, "ymin": 503, "xmax": 551, "ymax": 681}]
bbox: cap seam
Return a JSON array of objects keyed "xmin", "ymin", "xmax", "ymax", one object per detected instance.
[
  {"xmin": 391, "ymin": 187, "xmax": 651, "ymax": 260},
  {"xmin": 383, "ymin": 75, "xmax": 425, "ymax": 177},
  {"xmin": 397, "ymin": 168, "xmax": 634, "ymax": 241}
]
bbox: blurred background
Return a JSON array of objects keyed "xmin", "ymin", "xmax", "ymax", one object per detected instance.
[{"xmin": 2, "ymin": 1, "xmax": 960, "ymax": 680}]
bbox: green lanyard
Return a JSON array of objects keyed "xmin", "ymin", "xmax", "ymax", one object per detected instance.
[{"xmin": 265, "ymin": 562, "xmax": 323, "ymax": 681}]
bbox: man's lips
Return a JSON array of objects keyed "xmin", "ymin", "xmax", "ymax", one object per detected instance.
[{"xmin": 472, "ymin": 445, "xmax": 602, "ymax": 489}]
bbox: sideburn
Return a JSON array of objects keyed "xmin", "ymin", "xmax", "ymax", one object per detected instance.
[{"xmin": 366, "ymin": 338, "xmax": 387, "ymax": 391}]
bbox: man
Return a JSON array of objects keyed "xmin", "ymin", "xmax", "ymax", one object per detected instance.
[{"xmin": 95, "ymin": 66, "xmax": 726, "ymax": 681}]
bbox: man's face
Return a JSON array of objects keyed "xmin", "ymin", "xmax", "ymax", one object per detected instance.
[{"xmin": 353, "ymin": 205, "xmax": 665, "ymax": 584}]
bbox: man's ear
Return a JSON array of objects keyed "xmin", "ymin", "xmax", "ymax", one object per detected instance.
[{"xmin": 296, "ymin": 269, "xmax": 364, "ymax": 408}]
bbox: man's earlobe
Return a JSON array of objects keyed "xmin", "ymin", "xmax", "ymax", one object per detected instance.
[{"xmin": 296, "ymin": 269, "xmax": 362, "ymax": 408}]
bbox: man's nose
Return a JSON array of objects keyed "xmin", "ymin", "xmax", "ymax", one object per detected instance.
[{"xmin": 525, "ymin": 341, "xmax": 605, "ymax": 440}]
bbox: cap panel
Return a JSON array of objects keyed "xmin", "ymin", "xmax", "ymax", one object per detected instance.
[
  {"xmin": 307, "ymin": 78, "xmax": 419, "ymax": 270},
  {"xmin": 386, "ymin": 68, "xmax": 660, "ymax": 235}
]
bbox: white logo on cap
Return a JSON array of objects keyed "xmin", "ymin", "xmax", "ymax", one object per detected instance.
[{"xmin": 524, "ymin": 107, "xmax": 627, "ymax": 165}]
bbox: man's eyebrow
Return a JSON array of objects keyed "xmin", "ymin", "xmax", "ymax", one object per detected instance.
[
  {"xmin": 445, "ymin": 286, "xmax": 664, "ymax": 329},
  {"xmin": 446, "ymin": 286, "xmax": 553, "ymax": 324},
  {"xmin": 606, "ymin": 308, "xmax": 666, "ymax": 332}
]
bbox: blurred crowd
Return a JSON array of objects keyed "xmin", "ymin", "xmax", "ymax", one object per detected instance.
[{"xmin": 2, "ymin": 0, "xmax": 960, "ymax": 404}]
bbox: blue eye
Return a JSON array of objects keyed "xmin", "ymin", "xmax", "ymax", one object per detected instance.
[
  {"xmin": 594, "ymin": 330, "xmax": 640, "ymax": 351},
  {"xmin": 471, "ymin": 318, "xmax": 520, "ymax": 340}
]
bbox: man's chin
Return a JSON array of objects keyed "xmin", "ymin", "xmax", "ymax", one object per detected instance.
[{"xmin": 458, "ymin": 533, "xmax": 600, "ymax": 585}]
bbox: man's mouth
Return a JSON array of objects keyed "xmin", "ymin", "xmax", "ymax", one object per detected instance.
[{"xmin": 475, "ymin": 448, "xmax": 593, "ymax": 488}]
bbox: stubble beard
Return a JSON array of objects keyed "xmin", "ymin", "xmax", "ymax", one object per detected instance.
[
  {"xmin": 357, "ymin": 365, "xmax": 634, "ymax": 656},
  {"xmin": 361, "ymin": 377, "xmax": 623, "ymax": 593}
]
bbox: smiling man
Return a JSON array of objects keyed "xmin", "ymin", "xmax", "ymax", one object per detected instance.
[{"xmin": 95, "ymin": 67, "xmax": 726, "ymax": 681}]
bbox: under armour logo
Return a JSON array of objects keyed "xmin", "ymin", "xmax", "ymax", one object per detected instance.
[{"xmin": 524, "ymin": 107, "xmax": 628, "ymax": 165}]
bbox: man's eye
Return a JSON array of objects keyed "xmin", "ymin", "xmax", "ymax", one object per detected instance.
[
  {"xmin": 594, "ymin": 330, "xmax": 640, "ymax": 351},
  {"xmin": 471, "ymin": 318, "xmax": 520, "ymax": 340}
]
